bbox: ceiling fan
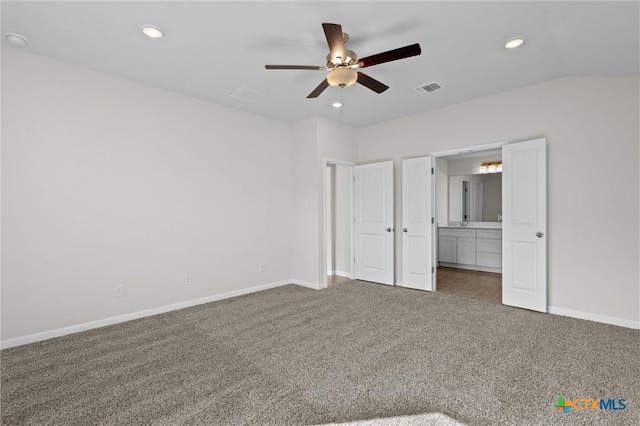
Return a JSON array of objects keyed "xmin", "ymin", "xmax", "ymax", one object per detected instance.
[{"xmin": 265, "ymin": 23, "xmax": 422, "ymax": 98}]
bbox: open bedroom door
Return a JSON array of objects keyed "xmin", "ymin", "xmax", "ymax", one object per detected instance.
[
  {"xmin": 502, "ymin": 138, "xmax": 547, "ymax": 312},
  {"xmin": 401, "ymin": 156, "xmax": 434, "ymax": 291},
  {"xmin": 354, "ymin": 161, "xmax": 394, "ymax": 285}
]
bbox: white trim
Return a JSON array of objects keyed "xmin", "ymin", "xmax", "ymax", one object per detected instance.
[
  {"xmin": 324, "ymin": 158, "xmax": 355, "ymax": 167},
  {"xmin": 291, "ymin": 279, "xmax": 327, "ymax": 290},
  {"xmin": 548, "ymin": 306, "xmax": 639, "ymax": 330},
  {"xmin": 332, "ymin": 270, "xmax": 351, "ymax": 278},
  {"xmin": 1, "ymin": 279, "xmax": 297, "ymax": 349},
  {"xmin": 430, "ymin": 141, "xmax": 507, "ymax": 158}
]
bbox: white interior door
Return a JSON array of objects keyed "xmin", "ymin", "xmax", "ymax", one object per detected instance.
[
  {"xmin": 401, "ymin": 156, "xmax": 433, "ymax": 291},
  {"xmin": 502, "ymin": 138, "xmax": 547, "ymax": 312},
  {"xmin": 354, "ymin": 161, "xmax": 394, "ymax": 285}
]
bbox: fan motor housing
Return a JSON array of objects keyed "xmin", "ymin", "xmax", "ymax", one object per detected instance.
[{"xmin": 327, "ymin": 49, "xmax": 357, "ymax": 68}]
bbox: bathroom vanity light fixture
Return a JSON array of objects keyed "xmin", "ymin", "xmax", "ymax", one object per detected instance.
[{"xmin": 480, "ymin": 161, "xmax": 502, "ymax": 173}]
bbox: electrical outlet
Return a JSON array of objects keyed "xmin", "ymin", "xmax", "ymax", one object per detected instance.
[
  {"xmin": 181, "ymin": 274, "xmax": 188, "ymax": 286},
  {"xmin": 259, "ymin": 263, "xmax": 265, "ymax": 272},
  {"xmin": 115, "ymin": 285, "xmax": 124, "ymax": 297}
]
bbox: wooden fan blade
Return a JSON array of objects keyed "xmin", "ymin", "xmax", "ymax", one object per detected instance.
[
  {"xmin": 265, "ymin": 65, "xmax": 325, "ymax": 70},
  {"xmin": 358, "ymin": 43, "xmax": 422, "ymax": 68},
  {"xmin": 357, "ymin": 72, "xmax": 389, "ymax": 94},
  {"xmin": 307, "ymin": 79, "xmax": 330, "ymax": 98},
  {"xmin": 322, "ymin": 23, "xmax": 346, "ymax": 62}
]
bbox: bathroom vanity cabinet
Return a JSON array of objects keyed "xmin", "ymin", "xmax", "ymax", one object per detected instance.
[{"xmin": 438, "ymin": 227, "xmax": 502, "ymax": 273}]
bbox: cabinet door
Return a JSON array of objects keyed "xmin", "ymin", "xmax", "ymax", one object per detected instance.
[
  {"xmin": 456, "ymin": 237, "xmax": 476, "ymax": 265},
  {"xmin": 438, "ymin": 236, "xmax": 456, "ymax": 263}
]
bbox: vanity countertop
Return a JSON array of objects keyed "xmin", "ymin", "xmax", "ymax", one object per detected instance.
[{"xmin": 438, "ymin": 222, "xmax": 502, "ymax": 229}]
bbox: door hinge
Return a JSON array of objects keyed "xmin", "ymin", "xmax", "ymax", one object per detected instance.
[
  {"xmin": 354, "ymin": 258, "xmax": 356, "ymax": 264},
  {"xmin": 431, "ymin": 217, "xmax": 434, "ymax": 224},
  {"xmin": 431, "ymin": 167, "xmax": 434, "ymax": 174},
  {"xmin": 432, "ymin": 266, "xmax": 435, "ymax": 273}
]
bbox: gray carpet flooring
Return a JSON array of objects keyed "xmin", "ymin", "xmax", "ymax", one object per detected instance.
[{"xmin": 2, "ymin": 281, "xmax": 639, "ymax": 425}]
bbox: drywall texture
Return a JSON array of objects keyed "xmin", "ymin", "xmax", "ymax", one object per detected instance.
[
  {"xmin": 291, "ymin": 116, "xmax": 357, "ymax": 286},
  {"xmin": 2, "ymin": 49, "xmax": 293, "ymax": 340},
  {"xmin": 358, "ymin": 77, "xmax": 640, "ymax": 323},
  {"xmin": 290, "ymin": 118, "xmax": 321, "ymax": 285}
]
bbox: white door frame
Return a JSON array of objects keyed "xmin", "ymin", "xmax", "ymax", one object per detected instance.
[
  {"xmin": 322, "ymin": 158, "xmax": 356, "ymax": 287},
  {"xmin": 429, "ymin": 141, "xmax": 508, "ymax": 291}
]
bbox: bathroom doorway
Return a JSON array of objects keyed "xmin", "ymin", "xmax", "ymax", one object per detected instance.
[{"xmin": 432, "ymin": 145, "xmax": 504, "ymax": 304}]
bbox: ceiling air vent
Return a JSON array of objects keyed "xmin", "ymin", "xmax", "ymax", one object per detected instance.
[
  {"xmin": 228, "ymin": 87, "xmax": 265, "ymax": 103},
  {"xmin": 415, "ymin": 82, "xmax": 441, "ymax": 94}
]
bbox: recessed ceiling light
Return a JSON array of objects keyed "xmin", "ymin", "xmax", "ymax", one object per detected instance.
[
  {"xmin": 504, "ymin": 38, "xmax": 525, "ymax": 49},
  {"xmin": 5, "ymin": 33, "xmax": 27, "ymax": 46},
  {"xmin": 332, "ymin": 102, "xmax": 343, "ymax": 108},
  {"xmin": 142, "ymin": 26, "xmax": 163, "ymax": 39}
]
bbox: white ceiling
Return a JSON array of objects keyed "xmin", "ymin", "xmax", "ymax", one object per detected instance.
[{"xmin": 2, "ymin": 1, "xmax": 638, "ymax": 127}]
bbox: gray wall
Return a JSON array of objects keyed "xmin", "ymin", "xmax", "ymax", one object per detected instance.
[
  {"xmin": 2, "ymin": 49, "xmax": 294, "ymax": 340},
  {"xmin": 358, "ymin": 76, "xmax": 639, "ymax": 324}
]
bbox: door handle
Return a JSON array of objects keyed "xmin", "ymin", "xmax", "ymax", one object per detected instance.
[
  {"xmin": 386, "ymin": 228, "xmax": 392, "ymax": 232},
  {"xmin": 536, "ymin": 232, "xmax": 544, "ymax": 238},
  {"xmin": 403, "ymin": 228, "xmax": 408, "ymax": 232}
]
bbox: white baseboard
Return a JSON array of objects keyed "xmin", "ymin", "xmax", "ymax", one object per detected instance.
[
  {"xmin": 1, "ymin": 279, "xmax": 297, "ymax": 350},
  {"xmin": 548, "ymin": 306, "xmax": 639, "ymax": 330},
  {"xmin": 333, "ymin": 270, "xmax": 351, "ymax": 278},
  {"xmin": 291, "ymin": 279, "xmax": 327, "ymax": 290}
]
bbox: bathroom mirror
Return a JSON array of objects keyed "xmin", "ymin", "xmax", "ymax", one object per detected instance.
[{"xmin": 449, "ymin": 173, "xmax": 502, "ymax": 222}]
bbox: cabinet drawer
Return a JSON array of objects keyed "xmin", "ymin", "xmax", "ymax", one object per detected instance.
[
  {"xmin": 476, "ymin": 252, "xmax": 502, "ymax": 268},
  {"xmin": 476, "ymin": 229, "xmax": 502, "ymax": 240},
  {"xmin": 439, "ymin": 228, "xmax": 476, "ymax": 238},
  {"xmin": 477, "ymin": 238, "xmax": 501, "ymax": 254}
]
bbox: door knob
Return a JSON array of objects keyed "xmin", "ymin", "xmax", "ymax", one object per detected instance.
[
  {"xmin": 536, "ymin": 232, "xmax": 544, "ymax": 238},
  {"xmin": 403, "ymin": 228, "xmax": 408, "ymax": 232},
  {"xmin": 386, "ymin": 228, "xmax": 392, "ymax": 232}
]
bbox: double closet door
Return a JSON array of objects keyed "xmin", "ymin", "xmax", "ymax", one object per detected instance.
[{"xmin": 352, "ymin": 157, "xmax": 433, "ymax": 290}]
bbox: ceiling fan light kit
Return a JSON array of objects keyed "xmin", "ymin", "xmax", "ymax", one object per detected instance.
[
  {"xmin": 265, "ymin": 23, "xmax": 421, "ymax": 99},
  {"xmin": 327, "ymin": 68, "xmax": 358, "ymax": 88}
]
